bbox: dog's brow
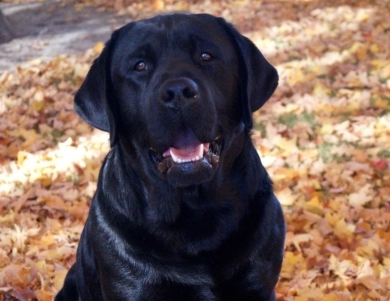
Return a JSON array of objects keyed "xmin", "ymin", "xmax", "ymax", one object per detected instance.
[{"xmin": 127, "ymin": 42, "xmax": 159, "ymax": 59}]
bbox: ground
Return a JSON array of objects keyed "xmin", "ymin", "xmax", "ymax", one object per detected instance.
[
  {"xmin": 0, "ymin": 0, "xmax": 390, "ymax": 300},
  {"xmin": 0, "ymin": 1, "xmax": 130, "ymax": 71}
]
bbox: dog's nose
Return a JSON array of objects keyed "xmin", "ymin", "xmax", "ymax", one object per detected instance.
[{"xmin": 159, "ymin": 78, "xmax": 198, "ymax": 104}]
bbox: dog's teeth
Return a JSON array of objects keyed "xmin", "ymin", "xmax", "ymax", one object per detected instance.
[
  {"xmin": 199, "ymin": 144, "xmax": 204, "ymax": 158},
  {"xmin": 170, "ymin": 150, "xmax": 179, "ymax": 163},
  {"xmin": 169, "ymin": 145, "xmax": 205, "ymax": 163}
]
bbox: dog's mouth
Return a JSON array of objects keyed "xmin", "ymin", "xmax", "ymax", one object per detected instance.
[
  {"xmin": 163, "ymin": 143, "xmax": 209, "ymax": 164},
  {"xmin": 150, "ymin": 130, "xmax": 222, "ymax": 176},
  {"xmin": 157, "ymin": 138, "xmax": 221, "ymax": 173}
]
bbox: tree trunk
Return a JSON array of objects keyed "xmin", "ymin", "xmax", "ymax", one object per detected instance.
[{"xmin": 0, "ymin": 10, "xmax": 15, "ymax": 43}]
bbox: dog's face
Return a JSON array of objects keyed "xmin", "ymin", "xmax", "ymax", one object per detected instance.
[{"xmin": 74, "ymin": 14, "xmax": 278, "ymax": 188}]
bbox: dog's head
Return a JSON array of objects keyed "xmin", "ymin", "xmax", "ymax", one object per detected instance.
[{"xmin": 75, "ymin": 13, "xmax": 278, "ymax": 188}]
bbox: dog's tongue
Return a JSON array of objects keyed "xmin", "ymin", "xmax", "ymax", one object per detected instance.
[
  {"xmin": 163, "ymin": 130, "xmax": 208, "ymax": 162},
  {"xmin": 170, "ymin": 144, "xmax": 203, "ymax": 161}
]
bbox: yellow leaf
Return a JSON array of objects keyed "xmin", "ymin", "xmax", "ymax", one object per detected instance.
[
  {"xmin": 304, "ymin": 196, "xmax": 324, "ymax": 215},
  {"xmin": 323, "ymin": 293, "xmax": 350, "ymax": 301},
  {"xmin": 14, "ymin": 129, "xmax": 40, "ymax": 149},
  {"xmin": 275, "ymin": 137, "xmax": 298, "ymax": 152},
  {"xmin": 348, "ymin": 184, "xmax": 373, "ymax": 207},
  {"xmin": 296, "ymin": 287, "xmax": 323, "ymax": 300},
  {"xmin": 73, "ymin": 63, "xmax": 90, "ymax": 79},
  {"xmin": 313, "ymin": 83, "xmax": 330, "ymax": 98},
  {"xmin": 373, "ymin": 97, "xmax": 390, "ymax": 109},
  {"xmin": 34, "ymin": 260, "xmax": 46, "ymax": 271},
  {"xmin": 32, "ymin": 100, "xmax": 45, "ymax": 112},
  {"xmin": 312, "ymin": 180, "xmax": 322, "ymax": 190},
  {"xmin": 33, "ymin": 89, "xmax": 44, "ymax": 102},
  {"xmin": 152, "ymin": 0, "xmax": 165, "ymax": 10},
  {"xmin": 277, "ymin": 187, "xmax": 299, "ymax": 206},
  {"xmin": 0, "ymin": 210, "xmax": 15, "ymax": 223},
  {"xmin": 379, "ymin": 63, "xmax": 390, "ymax": 79},
  {"xmin": 349, "ymin": 42, "xmax": 363, "ymax": 53},
  {"xmin": 334, "ymin": 219, "xmax": 355, "ymax": 239},
  {"xmin": 369, "ymin": 44, "xmax": 379, "ymax": 53},
  {"xmin": 286, "ymin": 68, "xmax": 305, "ymax": 86},
  {"xmin": 356, "ymin": 260, "xmax": 381, "ymax": 290},
  {"xmin": 35, "ymin": 288, "xmax": 54, "ymax": 301},
  {"xmin": 93, "ymin": 41, "xmax": 105, "ymax": 54},
  {"xmin": 281, "ymin": 251, "xmax": 303, "ymax": 277},
  {"xmin": 328, "ymin": 254, "xmax": 356, "ymax": 282},
  {"xmin": 40, "ymin": 175, "xmax": 52, "ymax": 188},
  {"xmin": 53, "ymin": 269, "xmax": 68, "ymax": 290},
  {"xmin": 356, "ymin": 45, "xmax": 368, "ymax": 61},
  {"xmin": 17, "ymin": 151, "xmax": 28, "ymax": 166},
  {"xmin": 39, "ymin": 235, "xmax": 55, "ymax": 246},
  {"xmin": 371, "ymin": 59, "xmax": 390, "ymax": 69},
  {"xmin": 290, "ymin": 233, "xmax": 313, "ymax": 252},
  {"xmin": 322, "ymin": 294, "xmax": 339, "ymax": 301},
  {"xmin": 325, "ymin": 212, "xmax": 339, "ymax": 226}
]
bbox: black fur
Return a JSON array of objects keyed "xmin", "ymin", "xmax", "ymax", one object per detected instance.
[{"xmin": 56, "ymin": 13, "xmax": 285, "ymax": 301}]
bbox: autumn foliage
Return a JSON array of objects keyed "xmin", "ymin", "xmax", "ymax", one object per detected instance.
[{"xmin": 0, "ymin": 0, "xmax": 390, "ymax": 300}]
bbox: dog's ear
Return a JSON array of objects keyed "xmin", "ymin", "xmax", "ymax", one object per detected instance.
[
  {"xmin": 74, "ymin": 38, "xmax": 117, "ymax": 145},
  {"xmin": 221, "ymin": 20, "xmax": 278, "ymax": 129}
]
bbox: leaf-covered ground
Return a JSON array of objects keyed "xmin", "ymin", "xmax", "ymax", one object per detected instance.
[{"xmin": 0, "ymin": 0, "xmax": 390, "ymax": 300}]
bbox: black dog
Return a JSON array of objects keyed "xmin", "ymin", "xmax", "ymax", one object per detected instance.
[{"xmin": 56, "ymin": 13, "xmax": 285, "ymax": 301}]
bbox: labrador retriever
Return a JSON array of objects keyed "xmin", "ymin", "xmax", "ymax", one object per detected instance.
[{"xmin": 55, "ymin": 13, "xmax": 285, "ymax": 301}]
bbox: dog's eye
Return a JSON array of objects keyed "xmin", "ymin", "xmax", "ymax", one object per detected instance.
[
  {"xmin": 134, "ymin": 60, "xmax": 147, "ymax": 71},
  {"xmin": 200, "ymin": 52, "xmax": 213, "ymax": 62}
]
